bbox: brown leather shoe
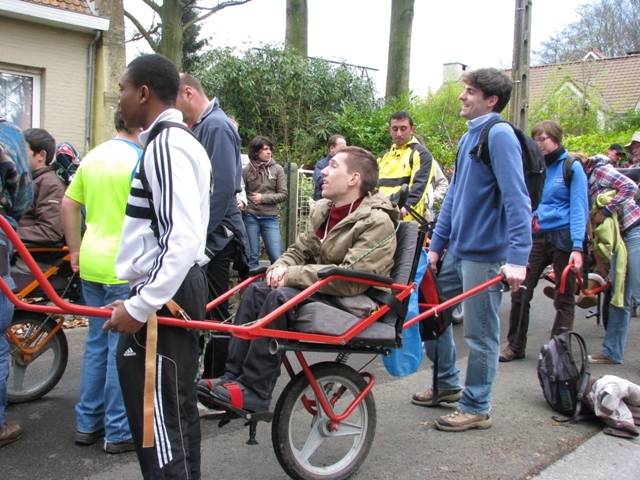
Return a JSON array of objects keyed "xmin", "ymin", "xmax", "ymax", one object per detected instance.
[
  {"xmin": 411, "ymin": 388, "xmax": 462, "ymax": 407},
  {"xmin": 0, "ymin": 421, "xmax": 24, "ymax": 448},
  {"xmin": 435, "ymin": 410, "xmax": 492, "ymax": 431},
  {"xmin": 499, "ymin": 346, "xmax": 525, "ymax": 362}
]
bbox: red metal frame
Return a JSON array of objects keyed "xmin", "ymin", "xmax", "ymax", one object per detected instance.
[
  {"xmin": 556, "ymin": 263, "xmax": 611, "ymax": 296},
  {"xmin": 0, "ymin": 214, "xmax": 504, "ymax": 425}
]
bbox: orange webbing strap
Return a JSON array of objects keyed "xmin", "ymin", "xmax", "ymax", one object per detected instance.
[{"xmin": 142, "ymin": 313, "xmax": 158, "ymax": 448}]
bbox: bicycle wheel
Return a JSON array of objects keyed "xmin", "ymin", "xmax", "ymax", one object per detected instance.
[
  {"xmin": 7, "ymin": 311, "xmax": 69, "ymax": 403},
  {"xmin": 272, "ymin": 362, "xmax": 376, "ymax": 480}
]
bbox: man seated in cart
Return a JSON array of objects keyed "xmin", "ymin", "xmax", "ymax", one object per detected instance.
[{"xmin": 199, "ymin": 146, "xmax": 399, "ymax": 412}]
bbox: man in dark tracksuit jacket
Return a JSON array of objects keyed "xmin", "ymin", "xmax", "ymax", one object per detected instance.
[{"xmin": 176, "ymin": 73, "xmax": 250, "ymax": 378}]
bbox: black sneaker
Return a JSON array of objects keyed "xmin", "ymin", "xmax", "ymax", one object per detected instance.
[
  {"xmin": 103, "ymin": 438, "xmax": 136, "ymax": 454},
  {"xmin": 75, "ymin": 428, "xmax": 105, "ymax": 446}
]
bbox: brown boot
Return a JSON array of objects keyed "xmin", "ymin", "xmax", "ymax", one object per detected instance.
[
  {"xmin": 499, "ymin": 345, "xmax": 525, "ymax": 362},
  {"xmin": 0, "ymin": 421, "xmax": 23, "ymax": 448}
]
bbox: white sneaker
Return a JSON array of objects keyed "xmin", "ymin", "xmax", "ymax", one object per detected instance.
[{"xmin": 197, "ymin": 402, "xmax": 225, "ymax": 417}]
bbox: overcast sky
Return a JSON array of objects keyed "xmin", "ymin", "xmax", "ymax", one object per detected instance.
[{"xmin": 125, "ymin": 0, "xmax": 589, "ymax": 95}]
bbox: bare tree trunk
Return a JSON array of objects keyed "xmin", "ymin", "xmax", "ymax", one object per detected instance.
[
  {"xmin": 93, "ymin": 0, "xmax": 127, "ymax": 146},
  {"xmin": 285, "ymin": 0, "xmax": 308, "ymax": 57},
  {"xmin": 158, "ymin": 0, "xmax": 184, "ymax": 68},
  {"xmin": 385, "ymin": 0, "xmax": 414, "ymax": 101}
]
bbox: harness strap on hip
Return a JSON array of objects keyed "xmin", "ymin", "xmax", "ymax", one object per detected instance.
[{"xmin": 142, "ymin": 313, "xmax": 158, "ymax": 448}]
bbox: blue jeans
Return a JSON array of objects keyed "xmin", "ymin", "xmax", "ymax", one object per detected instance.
[
  {"xmin": 0, "ymin": 230, "xmax": 15, "ymax": 426},
  {"xmin": 602, "ymin": 226, "xmax": 640, "ymax": 363},
  {"xmin": 243, "ymin": 214, "xmax": 282, "ymax": 269},
  {"xmin": 424, "ymin": 253, "xmax": 504, "ymax": 415},
  {"xmin": 75, "ymin": 280, "xmax": 131, "ymax": 443}
]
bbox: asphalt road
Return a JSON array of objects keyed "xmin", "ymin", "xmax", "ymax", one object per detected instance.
[{"xmin": 2, "ymin": 282, "xmax": 640, "ymax": 479}]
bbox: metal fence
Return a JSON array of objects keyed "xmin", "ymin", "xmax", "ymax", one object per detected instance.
[
  {"xmin": 295, "ymin": 168, "xmax": 315, "ymax": 240},
  {"xmin": 279, "ymin": 165, "xmax": 315, "ymax": 250}
]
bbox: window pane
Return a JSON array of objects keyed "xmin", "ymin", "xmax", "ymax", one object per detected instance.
[{"xmin": 0, "ymin": 72, "xmax": 34, "ymax": 130}]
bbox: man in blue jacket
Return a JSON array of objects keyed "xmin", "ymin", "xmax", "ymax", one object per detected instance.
[
  {"xmin": 312, "ymin": 135, "xmax": 347, "ymax": 201},
  {"xmin": 177, "ymin": 73, "xmax": 250, "ymax": 378},
  {"xmin": 412, "ymin": 68, "xmax": 532, "ymax": 431}
]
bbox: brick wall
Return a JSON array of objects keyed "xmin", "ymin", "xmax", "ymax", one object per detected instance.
[{"xmin": 0, "ymin": 17, "xmax": 93, "ymax": 155}]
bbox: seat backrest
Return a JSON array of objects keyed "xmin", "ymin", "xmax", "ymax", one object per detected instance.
[{"xmin": 377, "ymin": 221, "xmax": 419, "ymax": 327}]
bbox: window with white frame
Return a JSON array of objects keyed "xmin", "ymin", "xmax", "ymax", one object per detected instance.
[{"xmin": 0, "ymin": 68, "xmax": 41, "ymax": 130}]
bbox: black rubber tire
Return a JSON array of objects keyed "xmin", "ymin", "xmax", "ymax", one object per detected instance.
[
  {"xmin": 7, "ymin": 311, "xmax": 69, "ymax": 403},
  {"xmin": 272, "ymin": 362, "xmax": 376, "ymax": 480}
]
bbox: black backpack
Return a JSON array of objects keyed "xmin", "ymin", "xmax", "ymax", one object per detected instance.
[
  {"xmin": 472, "ymin": 119, "xmax": 546, "ymax": 211},
  {"xmin": 562, "ymin": 154, "xmax": 585, "ymax": 189},
  {"xmin": 537, "ymin": 330, "xmax": 591, "ymax": 421}
]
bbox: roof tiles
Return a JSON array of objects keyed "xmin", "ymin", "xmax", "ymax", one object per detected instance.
[
  {"xmin": 21, "ymin": 0, "xmax": 93, "ymax": 15},
  {"xmin": 522, "ymin": 54, "xmax": 640, "ymax": 114}
]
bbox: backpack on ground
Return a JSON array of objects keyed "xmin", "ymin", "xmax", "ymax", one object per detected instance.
[
  {"xmin": 537, "ymin": 330, "xmax": 591, "ymax": 421},
  {"xmin": 0, "ymin": 120, "xmax": 34, "ymax": 226},
  {"xmin": 472, "ymin": 118, "xmax": 546, "ymax": 211}
]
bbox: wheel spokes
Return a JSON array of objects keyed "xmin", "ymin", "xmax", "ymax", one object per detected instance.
[
  {"xmin": 11, "ymin": 361, "xmax": 27, "ymax": 392},
  {"xmin": 328, "ymin": 420, "xmax": 363, "ymax": 438},
  {"xmin": 296, "ymin": 413, "xmax": 327, "ymax": 464}
]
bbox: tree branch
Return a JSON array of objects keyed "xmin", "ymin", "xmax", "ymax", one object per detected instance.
[
  {"xmin": 185, "ymin": 0, "xmax": 253, "ymax": 30},
  {"xmin": 124, "ymin": 9, "xmax": 159, "ymax": 52},
  {"xmin": 140, "ymin": 0, "xmax": 161, "ymax": 14}
]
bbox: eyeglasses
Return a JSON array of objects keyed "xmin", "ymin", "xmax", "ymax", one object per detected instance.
[{"xmin": 534, "ymin": 136, "xmax": 551, "ymax": 143}]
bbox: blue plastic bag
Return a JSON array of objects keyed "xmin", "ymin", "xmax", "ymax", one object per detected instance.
[{"xmin": 382, "ymin": 247, "xmax": 427, "ymax": 377}]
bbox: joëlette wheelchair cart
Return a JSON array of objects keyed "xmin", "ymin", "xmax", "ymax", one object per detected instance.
[{"xmin": 0, "ymin": 214, "xmax": 507, "ymax": 480}]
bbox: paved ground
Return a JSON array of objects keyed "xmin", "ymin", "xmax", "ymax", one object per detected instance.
[{"xmin": 2, "ymin": 282, "xmax": 640, "ymax": 479}]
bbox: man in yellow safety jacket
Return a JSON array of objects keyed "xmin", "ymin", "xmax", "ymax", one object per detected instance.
[{"xmin": 377, "ymin": 111, "xmax": 434, "ymax": 221}]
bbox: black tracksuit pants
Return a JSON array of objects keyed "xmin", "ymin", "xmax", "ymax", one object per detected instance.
[{"xmin": 117, "ymin": 266, "xmax": 207, "ymax": 480}]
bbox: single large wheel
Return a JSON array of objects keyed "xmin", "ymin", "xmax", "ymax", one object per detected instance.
[
  {"xmin": 7, "ymin": 311, "xmax": 69, "ymax": 403},
  {"xmin": 272, "ymin": 362, "xmax": 376, "ymax": 480}
]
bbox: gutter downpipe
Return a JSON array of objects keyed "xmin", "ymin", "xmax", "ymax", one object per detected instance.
[{"xmin": 86, "ymin": 30, "xmax": 101, "ymax": 152}]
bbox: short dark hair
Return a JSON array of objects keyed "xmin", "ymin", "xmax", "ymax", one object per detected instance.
[
  {"xmin": 179, "ymin": 73, "xmax": 206, "ymax": 95},
  {"xmin": 328, "ymin": 134, "xmax": 345, "ymax": 149},
  {"xmin": 126, "ymin": 54, "xmax": 180, "ymax": 105},
  {"xmin": 337, "ymin": 146, "xmax": 379, "ymax": 196},
  {"xmin": 389, "ymin": 111, "xmax": 414, "ymax": 127},
  {"xmin": 461, "ymin": 68, "xmax": 513, "ymax": 113},
  {"xmin": 114, "ymin": 108, "xmax": 133, "ymax": 134},
  {"xmin": 24, "ymin": 128, "xmax": 55, "ymax": 165},
  {"xmin": 531, "ymin": 120, "xmax": 562, "ymax": 145},
  {"xmin": 248, "ymin": 135, "xmax": 274, "ymax": 161}
]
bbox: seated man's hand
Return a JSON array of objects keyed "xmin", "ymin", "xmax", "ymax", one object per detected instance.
[
  {"xmin": 266, "ymin": 265, "xmax": 288, "ymax": 289},
  {"xmin": 103, "ymin": 300, "xmax": 144, "ymax": 334},
  {"xmin": 500, "ymin": 264, "xmax": 527, "ymax": 291}
]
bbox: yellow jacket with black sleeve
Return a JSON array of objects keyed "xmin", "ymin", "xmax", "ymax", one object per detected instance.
[
  {"xmin": 591, "ymin": 190, "xmax": 627, "ymax": 308},
  {"xmin": 377, "ymin": 137, "xmax": 434, "ymax": 220}
]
